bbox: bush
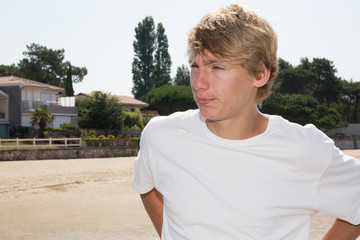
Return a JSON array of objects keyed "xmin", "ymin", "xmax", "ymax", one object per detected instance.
[
  {"xmin": 143, "ymin": 85, "xmax": 197, "ymax": 115},
  {"xmin": 131, "ymin": 137, "xmax": 140, "ymax": 145},
  {"xmin": 9, "ymin": 126, "xmax": 30, "ymax": 138},
  {"xmin": 123, "ymin": 108, "xmax": 144, "ymax": 129},
  {"xmin": 84, "ymin": 136, "xmax": 99, "ymax": 147},
  {"xmin": 60, "ymin": 123, "xmax": 81, "ymax": 137}
]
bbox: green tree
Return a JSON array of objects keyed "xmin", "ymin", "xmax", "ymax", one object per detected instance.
[
  {"xmin": 278, "ymin": 67, "xmax": 317, "ymax": 95},
  {"xmin": 153, "ymin": 23, "xmax": 172, "ymax": 88},
  {"xmin": 299, "ymin": 57, "xmax": 311, "ymax": 70},
  {"xmin": 0, "ymin": 64, "xmax": 19, "ymax": 76},
  {"xmin": 310, "ymin": 58, "xmax": 342, "ymax": 106},
  {"xmin": 30, "ymin": 107, "xmax": 54, "ymax": 138},
  {"xmin": 261, "ymin": 93, "xmax": 343, "ymax": 129},
  {"xmin": 64, "ymin": 64, "xmax": 74, "ymax": 96},
  {"xmin": 174, "ymin": 64, "xmax": 190, "ymax": 86},
  {"xmin": 272, "ymin": 58, "xmax": 293, "ymax": 93},
  {"xmin": 77, "ymin": 92, "xmax": 124, "ymax": 133},
  {"xmin": 17, "ymin": 43, "xmax": 87, "ymax": 87},
  {"xmin": 144, "ymin": 85, "xmax": 197, "ymax": 115},
  {"xmin": 278, "ymin": 58, "xmax": 293, "ymax": 72},
  {"xmin": 342, "ymin": 80, "xmax": 360, "ymax": 123},
  {"xmin": 132, "ymin": 16, "xmax": 156, "ymax": 99}
]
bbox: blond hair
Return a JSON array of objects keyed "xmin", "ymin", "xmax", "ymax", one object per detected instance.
[{"xmin": 187, "ymin": 3, "xmax": 278, "ymax": 103}]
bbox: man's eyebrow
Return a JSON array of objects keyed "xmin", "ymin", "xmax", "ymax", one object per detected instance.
[
  {"xmin": 202, "ymin": 58, "xmax": 223, "ymax": 66},
  {"xmin": 190, "ymin": 56, "xmax": 225, "ymax": 67}
]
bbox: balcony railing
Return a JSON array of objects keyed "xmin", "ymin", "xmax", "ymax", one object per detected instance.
[
  {"xmin": 22, "ymin": 100, "xmax": 53, "ymax": 112},
  {"xmin": 22, "ymin": 97, "xmax": 76, "ymax": 113}
]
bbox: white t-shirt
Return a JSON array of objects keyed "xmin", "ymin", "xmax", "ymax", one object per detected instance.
[{"xmin": 132, "ymin": 109, "xmax": 360, "ymax": 240}]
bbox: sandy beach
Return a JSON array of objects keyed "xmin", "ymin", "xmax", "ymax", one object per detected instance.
[{"xmin": 0, "ymin": 150, "xmax": 359, "ymax": 240}]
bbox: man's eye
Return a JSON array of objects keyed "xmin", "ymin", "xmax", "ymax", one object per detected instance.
[{"xmin": 213, "ymin": 66, "xmax": 224, "ymax": 70}]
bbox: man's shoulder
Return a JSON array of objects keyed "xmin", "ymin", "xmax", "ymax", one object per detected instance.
[
  {"xmin": 149, "ymin": 109, "xmax": 199, "ymax": 125},
  {"xmin": 142, "ymin": 109, "xmax": 200, "ymax": 135},
  {"xmin": 269, "ymin": 115, "xmax": 331, "ymax": 144}
]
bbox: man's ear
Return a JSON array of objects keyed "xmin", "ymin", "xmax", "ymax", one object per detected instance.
[{"xmin": 253, "ymin": 62, "xmax": 270, "ymax": 88}]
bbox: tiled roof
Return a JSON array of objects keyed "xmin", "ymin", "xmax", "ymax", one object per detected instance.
[
  {"xmin": 76, "ymin": 92, "xmax": 149, "ymax": 108},
  {"xmin": 76, "ymin": 92, "xmax": 92, "ymax": 97},
  {"xmin": 114, "ymin": 95, "xmax": 149, "ymax": 107},
  {"xmin": 0, "ymin": 75, "xmax": 64, "ymax": 92}
]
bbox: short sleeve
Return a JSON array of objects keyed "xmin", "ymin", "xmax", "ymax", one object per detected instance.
[
  {"xmin": 316, "ymin": 147, "xmax": 360, "ymax": 225},
  {"xmin": 132, "ymin": 134, "xmax": 155, "ymax": 194}
]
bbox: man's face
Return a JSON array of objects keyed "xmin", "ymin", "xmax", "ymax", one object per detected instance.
[{"xmin": 190, "ymin": 51, "xmax": 258, "ymax": 123}]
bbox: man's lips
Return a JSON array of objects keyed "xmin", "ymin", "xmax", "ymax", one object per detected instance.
[{"xmin": 196, "ymin": 98, "xmax": 214, "ymax": 105}]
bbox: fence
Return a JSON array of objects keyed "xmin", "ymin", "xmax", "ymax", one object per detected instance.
[{"xmin": 0, "ymin": 138, "xmax": 81, "ymax": 149}]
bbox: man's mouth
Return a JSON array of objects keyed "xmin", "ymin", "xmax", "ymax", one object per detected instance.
[{"xmin": 196, "ymin": 98, "xmax": 214, "ymax": 105}]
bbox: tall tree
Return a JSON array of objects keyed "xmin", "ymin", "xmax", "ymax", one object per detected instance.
[
  {"xmin": 299, "ymin": 57, "xmax": 311, "ymax": 70},
  {"xmin": 132, "ymin": 16, "xmax": 156, "ymax": 99},
  {"xmin": 272, "ymin": 58, "xmax": 293, "ymax": 93},
  {"xmin": 17, "ymin": 43, "xmax": 87, "ymax": 87},
  {"xmin": 310, "ymin": 58, "xmax": 341, "ymax": 106},
  {"xmin": 278, "ymin": 58, "xmax": 293, "ymax": 72},
  {"xmin": 64, "ymin": 64, "xmax": 74, "ymax": 96},
  {"xmin": 153, "ymin": 23, "xmax": 172, "ymax": 87},
  {"xmin": 278, "ymin": 67, "xmax": 317, "ymax": 95},
  {"xmin": 174, "ymin": 64, "xmax": 190, "ymax": 86}
]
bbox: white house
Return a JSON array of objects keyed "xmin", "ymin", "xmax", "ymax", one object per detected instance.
[{"xmin": 0, "ymin": 76, "xmax": 78, "ymax": 137}]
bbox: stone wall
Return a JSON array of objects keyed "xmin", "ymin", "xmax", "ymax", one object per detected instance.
[{"xmin": 0, "ymin": 146, "xmax": 139, "ymax": 161}]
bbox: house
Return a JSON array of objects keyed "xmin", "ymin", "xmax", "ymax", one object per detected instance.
[
  {"xmin": 0, "ymin": 76, "xmax": 78, "ymax": 138},
  {"xmin": 76, "ymin": 92, "xmax": 150, "ymax": 112}
]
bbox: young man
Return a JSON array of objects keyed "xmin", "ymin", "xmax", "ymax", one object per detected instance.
[{"xmin": 132, "ymin": 3, "xmax": 360, "ymax": 239}]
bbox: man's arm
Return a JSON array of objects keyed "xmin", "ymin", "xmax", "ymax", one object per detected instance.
[
  {"xmin": 140, "ymin": 188, "xmax": 164, "ymax": 237},
  {"xmin": 322, "ymin": 218, "xmax": 360, "ymax": 240}
]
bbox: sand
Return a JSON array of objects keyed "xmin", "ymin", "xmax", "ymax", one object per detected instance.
[{"xmin": 0, "ymin": 150, "xmax": 359, "ymax": 240}]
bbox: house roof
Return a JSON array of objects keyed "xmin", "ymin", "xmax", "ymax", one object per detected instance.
[
  {"xmin": 76, "ymin": 92, "xmax": 149, "ymax": 108},
  {"xmin": 0, "ymin": 75, "xmax": 64, "ymax": 92},
  {"xmin": 114, "ymin": 95, "xmax": 149, "ymax": 107}
]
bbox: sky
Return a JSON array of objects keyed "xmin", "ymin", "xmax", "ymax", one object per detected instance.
[{"xmin": 1, "ymin": 0, "xmax": 359, "ymax": 97}]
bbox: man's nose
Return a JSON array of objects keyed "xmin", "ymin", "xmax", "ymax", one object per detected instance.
[{"xmin": 191, "ymin": 68, "xmax": 209, "ymax": 91}]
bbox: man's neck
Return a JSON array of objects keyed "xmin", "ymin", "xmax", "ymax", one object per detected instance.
[{"xmin": 205, "ymin": 109, "xmax": 269, "ymax": 140}]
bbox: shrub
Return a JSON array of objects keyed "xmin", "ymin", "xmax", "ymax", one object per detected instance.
[
  {"xmin": 131, "ymin": 137, "xmax": 140, "ymax": 145},
  {"xmin": 60, "ymin": 123, "xmax": 81, "ymax": 137},
  {"xmin": 123, "ymin": 108, "xmax": 144, "ymax": 129},
  {"xmin": 89, "ymin": 130, "xmax": 96, "ymax": 137}
]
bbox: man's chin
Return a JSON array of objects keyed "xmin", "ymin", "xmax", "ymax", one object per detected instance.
[{"xmin": 198, "ymin": 109, "xmax": 219, "ymax": 121}]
